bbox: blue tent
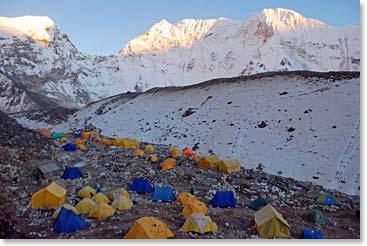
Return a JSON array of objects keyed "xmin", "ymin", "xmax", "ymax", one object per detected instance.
[
  {"xmin": 316, "ymin": 193, "xmax": 340, "ymax": 206},
  {"xmin": 63, "ymin": 143, "xmax": 77, "ymax": 152},
  {"xmin": 53, "ymin": 207, "xmax": 86, "ymax": 233},
  {"xmin": 249, "ymin": 197, "xmax": 269, "ymax": 211},
  {"xmin": 303, "ymin": 229, "xmax": 323, "ymax": 239},
  {"xmin": 74, "ymin": 132, "xmax": 82, "ymax": 138},
  {"xmin": 61, "ymin": 167, "xmax": 84, "ymax": 180},
  {"xmin": 210, "ymin": 191, "xmax": 237, "ymax": 208},
  {"xmin": 151, "ymin": 186, "xmax": 176, "ymax": 202},
  {"xmin": 131, "ymin": 178, "xmax": 154, "ymax": 194}
]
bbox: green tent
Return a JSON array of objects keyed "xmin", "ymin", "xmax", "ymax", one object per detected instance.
[
  {"xmin": 51, "ymin": 132, "xmax": 66, "ymax": 139},
  {"xmin": 302, "ymin": 209, "xmax": 328, "ymax": 225}
]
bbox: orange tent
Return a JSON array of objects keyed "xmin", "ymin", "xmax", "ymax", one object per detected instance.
[
  {"xmin": 133, "ymin": 149, "xmax": 145, "ymax": 157},
  {"xmin": 77, "ymin": 144, "xmax": 87, "ymax": 150},
  {"xmin": 170, "ymin": 147, "xmax": 183, "ymax": 158},
  {"xmin": 39, "ymin": 128, "xmax": 51, "ymax": 137},
  {"xmin": 94, "ymin": 136, "xmax": 102, "ymax": 142},
  {"xmin": 82, "ymin": 131, "xmax": 97, "ymax": 139},
  {"xmin": 102, "ymin": 138, "xmax": 113, "ymax": 145},
  {"xmin": 123, "ymin": 217, "xmax": 174, "ymax": 239},
  {"xmin": 161, "ymin": 158, "xmax": 177, "ymax": 171},
  {"xmin": 75, "ymin": 139, "xmax": 84, "ymax": 145},
  {"xmin": 191, "ymin": 154, "xmax": 203, "ymax": 163},
  {"xmin": 181, "ymin": 200, "xmax": 208, "ymax": 217},
  {"xmin": 184, "ymin": 149, "xmax": 193, "ymax": 155},
  {"xmin": 60, "ymin": 137, "xmax": 67, "ymax": 143}
]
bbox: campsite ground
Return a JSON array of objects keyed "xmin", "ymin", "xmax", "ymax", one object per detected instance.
[{"xmin": 0, "ymin": 114, "xmax": 360, "ymax": 239}]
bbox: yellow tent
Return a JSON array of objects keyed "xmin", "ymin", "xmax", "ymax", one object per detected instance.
[
  {"xmin": 89, "ymin": 202, "xmax": 115, "ymax": 220},
  {"xmin": 133, "ymin": 149, "xmax": 145, "ymax": 157},
  {"xmin": 146, "ymin": 154, "xmax": 159, "ymax": 163},
  {"xmin": 181, "ymin": 200, "xmax": 208, "ymax": 218},
  {"xmin": 82, "ymin": 131, "xmax": 97, "ymax": 139},
  {"xmin": 52, "ymin": 203, "xmax": 80, "ymax": 219},
  {"xmin": 74, "ymin": 139, "xmax": 84, "ymax": 145},
  {"xmin": 176, "ymin": 192, "xmax": 199, "ymax": 205},
  {"xmin": 113, "ymin": 138, "xmax": 140, "ymax": 149},
  {"xmin": 31, "ymin": 182, "xmax": 67, "ymax": 208},
  {"xmin": 198, "ymin": 155, "xmax": 222, "ymax": 169},
  {"xmin": 180, "ymin": 214, "xmax": 218, "ymax": 234},
  {"xmin": 170, "ymin": 147, "xmax": 183, "ymax": 158},
  {"xmin": 123, "ymin": 217, "xmax": 174, "ymax": 239},
  {"xmin": 108, "ymin": 188, "xmax": 131, "ymax": 200},
  {"xmin": 92, "ymin": 193, "xmax": 110, "ymax": 204},
  {"xmin": 145, "ymin": 145, "xmax": 155, "ymax": 152},
  {"xmin": 76, "ymin": 198, "xmax": 96, "ymax": 213},
  {"xmin": 254, "ymin": 204, "xmax": 290, "ymax": 239},
  {"xmin": 60, "ymin": 137, "xmax": 67, "ymax": 143},
  {"xmin": 112, "ymin": 195, "xmax": 133, "ymax": 210},
  {"xmin": 161, "ymin": 158, "xmax": 177, "ymax": 171},
  {"xmin": 77, "ymin": 185, "xmax": 96, "ymax": 198},
  {"xmin": 218, "ymin": 160, "xmax": 241, "ymax": 173}
]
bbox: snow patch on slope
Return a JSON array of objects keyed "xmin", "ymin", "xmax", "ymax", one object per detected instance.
[{"xmin": 16, "ymin": 72, "xmax": 359, "ymax": 195}]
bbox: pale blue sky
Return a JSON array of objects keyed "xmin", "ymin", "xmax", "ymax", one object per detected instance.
[{"xmin": 0, "ymin": 0, "xmax": 360, "ymax": 55}]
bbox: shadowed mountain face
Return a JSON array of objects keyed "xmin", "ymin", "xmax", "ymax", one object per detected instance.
[
  {"xmin": 0, "ymin": 8, "xmax": 360, "ymax": 113},
  {"xmin": 0, "ymin": 71, "xmax": 59, "ymax": 113}
]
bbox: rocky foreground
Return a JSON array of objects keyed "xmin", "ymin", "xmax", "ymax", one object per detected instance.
[{"xmin": 0, "ymin": 111, "xmax": 359, "ymax": 239}]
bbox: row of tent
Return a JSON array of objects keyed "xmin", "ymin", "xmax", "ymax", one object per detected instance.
[
  {"xmin": 31, "ymin": 180, "xmax": 338, "ymax": 238},
  {"xmin": 37, "ymin": 129, "xmax": 340, "ymax": 238},
  {"xmin": 32, "ymin": 181, "xmax": 219, "ymax": 236},
  {"xmin": 52, "ymin": 205, "xmax": 322, "ymax": 239},
  {"xmin": 41, "ymin": 128, "xmax": 243, "ymax": 175}
]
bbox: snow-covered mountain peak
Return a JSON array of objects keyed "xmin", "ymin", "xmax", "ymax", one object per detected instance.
[
  {"xmin": 254, "ymin": 8, "xmax": 329, "ymax": 32},
  {"xmin": 0, "ymin": 9, "xmax": 360, "ymax": 113},
  {"xmin": 120, "ymin": 18, "xmax": 218, "ymax": 54},
  {"xmin": 149, "ymin": 19, "xmax": 172, "ymax": 32},
  {"xmin": 0, "ymin": 16, "xmax": 55, "ymax": 45}
]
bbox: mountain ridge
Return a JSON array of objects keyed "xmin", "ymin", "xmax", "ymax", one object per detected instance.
[{"xmin": 0, "ymin": 8, "xmax": 360, "ymax": 113}]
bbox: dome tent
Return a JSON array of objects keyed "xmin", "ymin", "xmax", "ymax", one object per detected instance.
[
  {"xmin": 249, "ymin": 197, "xmax": 269, "ymax": 211},
  {"xmin": 210, "ymin": 191, "xmax": 237, "ymax": 208},
  {"xmin": 60, "ymin": 167, "xmax": 84, "ymax": 180},
  {"xmin": 151, "ymin": 186, "xmax": 176, "ymax": 202},
  {"xmin": 53, "ymin": 207, "xmax": 86, "ymax": 233},
  {"xmin": 124, "ymin": 216, "xmax": 174, "ymax": 239},
  {"xmin": 131, "ymin": 178, "xmax": 154, "ymax": 194}
]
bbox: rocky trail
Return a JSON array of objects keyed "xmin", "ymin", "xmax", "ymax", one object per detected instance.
[{"xmin": 0, "ymin": 112, "xmax": 360, "ymax": 239}]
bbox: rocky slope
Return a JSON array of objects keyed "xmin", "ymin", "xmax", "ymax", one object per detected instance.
[
  {"xmin": 0, "ymin": 112, "xmax": 360, "ymax": 238},
  {"xmin": 14, "ymin": 71, "xmax": 360, "ymax": 195},
  {"xmin": 0, "ymin": 8, "xmax": 360, "ymax": 113}
]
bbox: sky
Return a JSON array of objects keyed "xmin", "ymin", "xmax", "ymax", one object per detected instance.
[{"xmin": 0, "ymin": 0, "xmax": 360, "ymax": 55}]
